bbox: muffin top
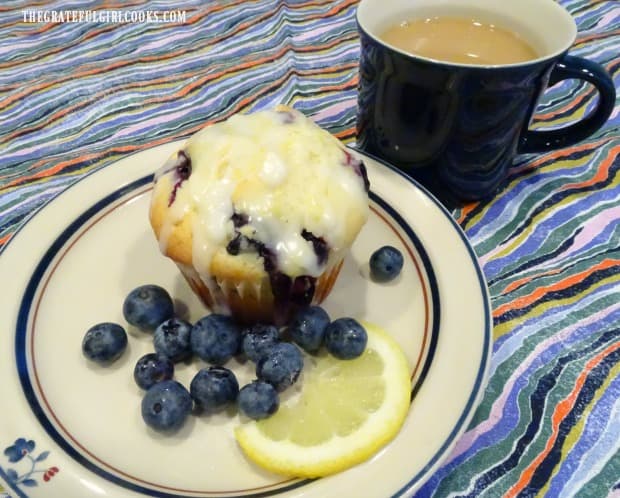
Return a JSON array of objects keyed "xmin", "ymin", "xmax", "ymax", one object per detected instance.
[{"xmin": 149, "ymin": 106, "xmax": 369, "ymax": 280}]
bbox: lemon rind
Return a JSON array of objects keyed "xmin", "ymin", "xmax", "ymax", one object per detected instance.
[{"xmin": 234, "ymin": 322, "xmax": 411, "ymax": 478}]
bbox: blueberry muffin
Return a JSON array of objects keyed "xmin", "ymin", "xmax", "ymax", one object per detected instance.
[{"xmin": 149, "ymin": 106, "xmax": 369, "ymax": 324}]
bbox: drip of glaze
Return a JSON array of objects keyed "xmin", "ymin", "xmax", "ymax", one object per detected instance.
[
  {"xmin": 245, "ymin": 240, "xmax": 316, "ymax": 314},
  {"xmin": 224, "ymin": 211, "xmax": 325, "ymax": 323},
  {"xmin": 226, "ymin": 233, "xmax": 255, "ymax": 255}
]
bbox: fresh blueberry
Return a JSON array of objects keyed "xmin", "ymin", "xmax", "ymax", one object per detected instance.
[
  {"xmin": 256, "ymin": 342, "xmax": 303, "ymax": 392},
  {"xmin": 133, "ymin": 353, "xmax": 174, "ymax": 390},
  {"xmin": 324, "ymin": 318, "xmax": 368, "ymax": 359},
  {"xmin": 123, "ymin": 284, "xmax": 174, "ymax": 332},
  {"xmin": 238, "ymin": 380, "xmax": 279, "ymax": 420},
  {"xmin": 190, "ymin": 367, "xmax": 239, "ymax": 413},
  {"xmin": 289, "ymin": 306, "xmax": 330, "ymax": 353},
  {"xmin": 369, "ymin": 246, "xmax": 404, "ymax": 282},
  {"xmin": 82, "ymin": 322, "xmax": 127, "ymax": 364},
  {"xmin": 153, "ymin": 318, "xmax": 192, "ymax": 362},
  {"xmin": 141, "ymin": 380, "xmax": 192, "ymax": 432},
  {"xmin": 241, "ymin": 324, "xmax": 280, "ymax": 362},
  {"xmin": 191, "ymin": 314, "xmax": 241, "ymax": 366}
]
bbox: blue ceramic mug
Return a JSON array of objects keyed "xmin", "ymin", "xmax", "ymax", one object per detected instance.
[{"xmin": 356, "ymin": 0, "xmax": 616, "ymax": 204}]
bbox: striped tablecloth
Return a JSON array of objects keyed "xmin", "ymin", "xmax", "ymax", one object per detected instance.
[{"xmin": 1, "ymin": 1, "xmax": 618, "ymax": 497}]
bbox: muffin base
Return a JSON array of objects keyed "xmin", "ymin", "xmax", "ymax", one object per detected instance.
[{"xmin": 177, "ymin": 259, "xmax": 345, "ymax": 325}]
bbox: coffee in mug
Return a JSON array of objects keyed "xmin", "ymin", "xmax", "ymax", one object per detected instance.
[
  {"xmin": 356, "ymin": 0, "xmax": 616, "ymax": 205},
  {"xmin": 379, "ymin": 17, "xmax": 538, "ymax": 65}
]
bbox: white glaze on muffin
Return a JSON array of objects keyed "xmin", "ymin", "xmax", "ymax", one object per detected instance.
[{"xmin": 149, "ymin": 106, "xmax": 369, "ymax": 321}]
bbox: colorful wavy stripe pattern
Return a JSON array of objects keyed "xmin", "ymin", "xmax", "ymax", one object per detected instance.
[{"xmin": 0, "ymin": 0, "xmax": 618, "ymax": 497}]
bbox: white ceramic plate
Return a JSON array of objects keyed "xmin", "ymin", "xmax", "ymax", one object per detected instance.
[{"xmin": 0, "ymin": 144, "xmax": 491, "ymax": 498}]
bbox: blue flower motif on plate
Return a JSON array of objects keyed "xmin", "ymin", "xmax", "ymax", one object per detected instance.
[
  {"xmin": 4, "ymin": 439, "xmax": 35, "ymax": 464},
  {"xmin": 0, "ymin": 438, "xmax": 58, "ymax": 497}
]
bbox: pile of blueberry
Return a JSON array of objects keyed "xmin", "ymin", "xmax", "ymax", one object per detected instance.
[
  {"xmin": 82, "ymin": 285, "xmax": 369, "ymax": 433},
  {"xmin": 81, "ymin": 245, "xmax": 403, "ymax": 433}
]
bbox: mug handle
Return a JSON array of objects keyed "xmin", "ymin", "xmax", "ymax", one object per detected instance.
[{"xmin": 518, "ymin": 55, "xmax": 616, "ymax": 153}]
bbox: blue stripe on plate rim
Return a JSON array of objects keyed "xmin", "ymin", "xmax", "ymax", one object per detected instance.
[{"xmin": 6, "ymin": 145, "xmax": 490, "ymax": 497}]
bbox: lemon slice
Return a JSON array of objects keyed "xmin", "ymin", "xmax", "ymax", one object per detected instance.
[{"xmin": 234, "ymin": 321, "xmax": 411, "ymax": 478}]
